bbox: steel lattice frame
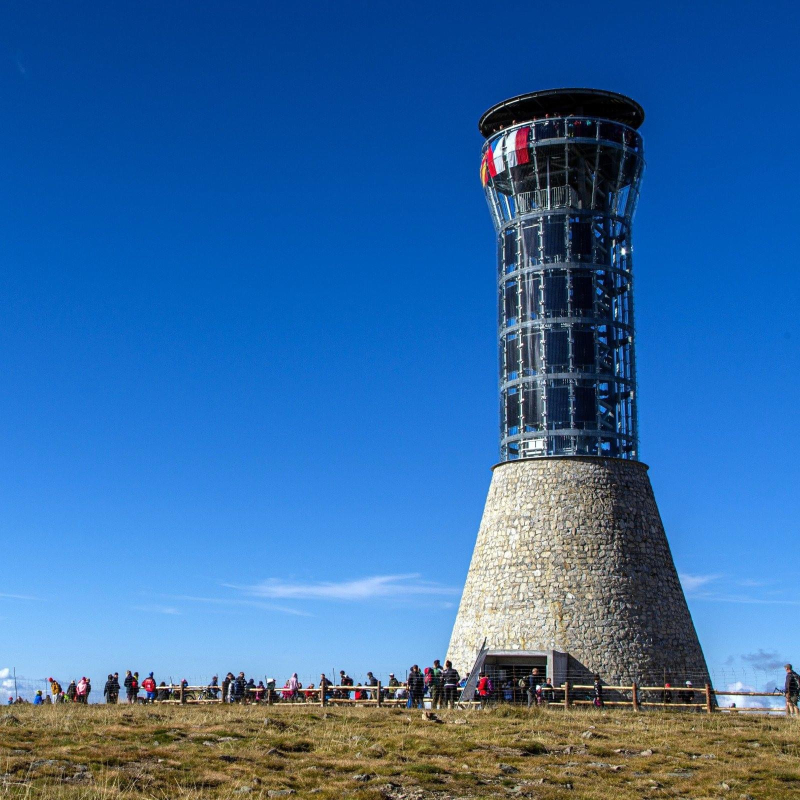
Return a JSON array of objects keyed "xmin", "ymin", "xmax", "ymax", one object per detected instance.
[{"xmin": 482, "ymin": 116, "xmax": 645, "ymax": 461}]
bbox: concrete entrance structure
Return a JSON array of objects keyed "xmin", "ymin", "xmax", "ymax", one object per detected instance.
[{"xmin": 447, "ymin": 90, "xmax": 710, "ymax": 686}]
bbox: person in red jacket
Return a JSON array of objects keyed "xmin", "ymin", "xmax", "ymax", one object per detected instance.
[
  {"xmin": 142, "ymin": 673, "xmax": 157, "ymax": 703},
  {"xmin": 477, "ymin": 672, "xmax": 493, "ymax": 708}
]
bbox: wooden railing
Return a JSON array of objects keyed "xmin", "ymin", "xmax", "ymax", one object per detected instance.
[
  {"xmin": 149, "ymin": 681, "xmax": 788, "ymax": 714},
  {"xmin": 553, "ymin": 682, "xmax": 785, "ymax": 714},
  {"xmin": 152, "ymin": 683, "xmax": 412, "ymax": 706}
]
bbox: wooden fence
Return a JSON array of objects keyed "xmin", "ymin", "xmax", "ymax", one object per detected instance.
[
  {"xmin": 149, "ymin": 682, "xmax": 787, "ymax": 714},
  {"xmin": 552, "ymin": 683, "xmax": 786, "ymax": 714}
]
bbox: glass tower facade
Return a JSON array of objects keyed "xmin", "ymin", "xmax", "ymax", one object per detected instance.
[{"xmin": 480, "ymin": 91, "xmax": 645, "ymax": 461}]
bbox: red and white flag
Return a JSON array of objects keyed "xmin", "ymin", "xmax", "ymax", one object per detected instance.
[{"xmin": 505, "ymin": 127, "xmax": 530, "ymax": 168}]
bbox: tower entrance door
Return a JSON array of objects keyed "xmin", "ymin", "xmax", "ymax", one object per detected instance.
[{"xmin": 475, "ymin": 650, "xmax": 567, "ymax": 704}]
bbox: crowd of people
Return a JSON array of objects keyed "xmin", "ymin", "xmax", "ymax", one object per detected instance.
[{"xmin": 10, "ymin": 663, "xmax": 799, "ymax": 714}]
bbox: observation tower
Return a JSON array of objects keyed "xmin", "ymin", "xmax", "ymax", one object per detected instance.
[{"xmin": 447, "ymin": 89, "xmax": 710, "ymax": 687}]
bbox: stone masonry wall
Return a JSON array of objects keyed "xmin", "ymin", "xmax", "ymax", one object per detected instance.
[{"xmin": 446, "ymin": 458, "xmax": 711, "ymax": 686}]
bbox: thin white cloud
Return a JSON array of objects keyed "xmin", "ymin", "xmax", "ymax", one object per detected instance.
[
  {"xmin": 173, "ymin": 595, "xmax": 313, "ymax": 618},
  {"xmin": 228, "ymin": 574, "xmax": 460, "ymax": 602},
  {"xmin": 707, "ymin": 595, "xmax": 800, "ymax": 606},
  {"xmin": 0, "ymin": 668, "xmax": 10, "ymax": 679},
  {"xmin": 132, "ymin": 605, "xmax": 181, "ymax": 616},
  {"xmin": 679, "ymin": 573, "xmax": 800, "ymax": 606},
  {"xmin": 679, "ymin": 573, "xmax": 720, "ymax": 593},
  {"xmin": 0, "ymin": 592, "xmax": 39, "ymax": 601}
]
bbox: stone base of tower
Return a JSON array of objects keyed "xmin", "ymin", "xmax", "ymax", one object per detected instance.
[{"xmin": 447, "ymin": 457, "xmax": 710, "ymax": 686}]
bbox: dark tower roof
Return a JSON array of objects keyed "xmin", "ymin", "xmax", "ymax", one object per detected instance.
[{"xmin": 478, "ymin": 88, "xmax": 644, "ymax": 138}]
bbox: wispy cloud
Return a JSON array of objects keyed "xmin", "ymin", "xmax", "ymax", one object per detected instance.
[
  {"xmin": 173, "ymin": 595, "xmax": 312, "ymax": 618},
  {"xmin": 680, "ymin": 573, "xmax": 800, "ymax": 606},
  {"xmin": 132, "ymin": 604, "xmax": 181, "ymax": 616},
  {"xmin": 679, "ymin": 573, "xmax": 721, "ymax": 594},
  {"xmin": 0, "ymin": 592, "xmax": 39, "ymax": 601},
  {"xmin": 741, "ymin": 649, "xmax": 787, "ymax": 672},
  {"xmin": 12, "ymin": 50, "xmax": 28, "ymax": 78},
  {"xmin": 228, "ymin": 574, "xmax": 460, "ymax": 602}
]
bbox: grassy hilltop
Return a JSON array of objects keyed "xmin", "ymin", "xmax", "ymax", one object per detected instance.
[{"xmin": 1, "ymin": 705, "xmax": 799, "ymax": 799}]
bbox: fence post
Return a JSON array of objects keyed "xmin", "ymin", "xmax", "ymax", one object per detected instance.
[
  {"xmin": 321, "ymin": 683, "xmax": 327, "ymax": 707},
  {"xmin": 705, "ymin": 683, "xmax": 713, "ymax": 714},
  {"xmin": 377, "ymin": 681, "xmax": 382, "ymax": 707},
  {"xmin": 179, "ymin": 684, "xmax": 185, "ymax": 705},
  {"xmin": 631, "ymin": 682, "xmax": 639, "ymax": 712},
  {"xmin": 564, "ymin": 681, "xmax": 571, "ymax": 710}
]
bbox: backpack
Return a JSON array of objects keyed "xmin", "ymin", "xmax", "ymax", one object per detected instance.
[{"xmin": 131, "ymin": 679, "xmax": 138, "ymax": 691}]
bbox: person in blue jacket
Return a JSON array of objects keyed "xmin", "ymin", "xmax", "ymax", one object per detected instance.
[{"xmin": 33, "ymin": 690, "xmax": 44, "ymax": 705}]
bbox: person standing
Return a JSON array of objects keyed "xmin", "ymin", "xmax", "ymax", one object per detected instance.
[
  {"xmin": 441, "ymin": 661, "xmax": 460, "ymax": 708},
  {"xmin": 429, "ymin": 660, "xmax": 444, "ymax": 709},
  {"xmin": 319, "ymin": 673, "xmax": 331, "ymax": 703},
  {"xmin": 66, "ymin": 679, "xmax": 77, "ymax": 703},
  {"xmin": 365, "ymin": 671, "xmax": 378, "ymax": 701},
  {"xmin": 142, "ymin": 673, "xmax": 157, "ymax": 703},
  {"xmin": 338, "ymin": 670, "xmax": 353, "ymax": 700},
  {"xmin": 785, "ymin": 663, "xmax": 799, "ymax": 717},
  {"xmin": 407, "ymin": 665, "xmax": 425, "ymax": 709},
  {"xmin": 111, "ymin": 673, "xmax": 120, "ymax": 704},
  {"xmin": 103, "ymin": 674, "xmax": 115, "ymax": 704},
  {"xmin": 75, "ymin": 677, "xmax": 88, "ymax": 704},
  {"xmin": 477, "ymin": 672, "xmax": 493, "ymax": 708},
  {"xmin": 540, "ymin": 676, "xmax": 555, "ymax": 705},
  {"xmin": 233, "ymin": 672, "xmax": 246, "ymax": 703},
  {"xmin": 592, "ymin": 674, "xmax": 604, "ymax": 709},
  {"xmin": 221, "ymin": 673, "xmax": 232, "ymax": 703},
  {"xmin": 679, "ymin": 681, "xmax": 695, "ymax": 708},
  {"xmin": 48, "ymin": 677, "xmax": 62, "ymax": 703},
  {"xmin": 124, "ymin": 671, "xmax": 136, "ymax": 703},
  {"xmin": 525, "ymin": 668, "xmax": 540, "ymax": 708},
  {"xmin": 132, "ymin": 673, "xmax": 140, "ymax": 703}
]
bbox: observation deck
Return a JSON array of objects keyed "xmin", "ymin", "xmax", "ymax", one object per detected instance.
[{"xmin": 479, "ymin": 88, "xmax": 645, "ymax": 137}]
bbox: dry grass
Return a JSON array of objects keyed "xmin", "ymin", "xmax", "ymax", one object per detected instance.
[{"xmin": 1, "ymin": 704, "xmax": 798, "ymax": 799}]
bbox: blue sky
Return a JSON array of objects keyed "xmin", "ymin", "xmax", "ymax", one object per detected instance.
[{"xmin": 1, "ymin": 0, "xmax": 798, "ymax": 695}]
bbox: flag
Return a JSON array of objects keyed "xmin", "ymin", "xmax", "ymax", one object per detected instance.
[
  {"xmin": 480, "ymin": 151, "xmax": 490, "ymax": 186},
  {"xmin": 515, "ymin": 126, "xmax": 530, "ymax": 165},
  {"xmin": 487, "ymin": 137, "xmax": 504, "ymax": 177},
  {"xmin": 506, "ymin": 127, "xmax": 530, "ymax": 168}
]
